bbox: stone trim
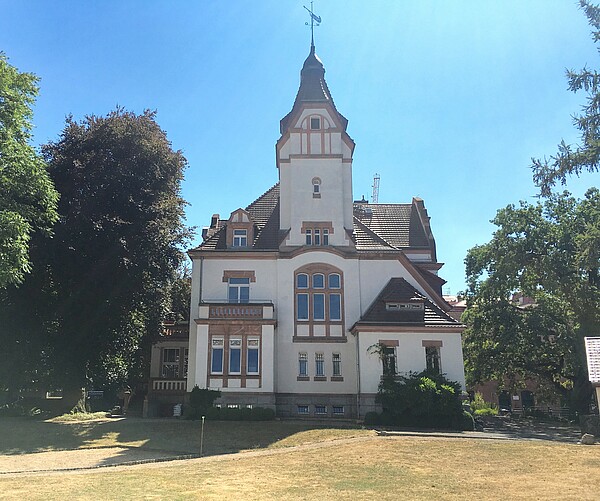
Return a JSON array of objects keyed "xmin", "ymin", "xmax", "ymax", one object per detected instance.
[{"xmin": 222, "ymin": 270, "xmax": 256, "ymax": 283}]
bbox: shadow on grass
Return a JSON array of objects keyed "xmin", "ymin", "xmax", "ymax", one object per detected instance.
[{"xmin": 0, "ymin": 417, "xmax": 361, "ymax": 461}]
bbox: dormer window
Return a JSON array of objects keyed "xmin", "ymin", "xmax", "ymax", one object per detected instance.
[
  {"xmin": 310, "ymin": 117, "xmax": 321, "ymax": 130},
  {"xmin": 233, "ymin": 229, "xmax": 247, "ymax": 247}
]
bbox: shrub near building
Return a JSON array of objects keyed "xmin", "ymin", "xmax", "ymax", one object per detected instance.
[{"xmin": 365, "ymin": 371, "xmax": 474, "ymax": 430}]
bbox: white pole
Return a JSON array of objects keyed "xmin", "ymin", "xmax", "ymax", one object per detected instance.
[{"xmin": 200, "ymin": 416, "xmax": 205, "ymax": 456}]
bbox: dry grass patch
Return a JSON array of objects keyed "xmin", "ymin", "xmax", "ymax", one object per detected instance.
[{"xmin": 1, "ymin": 436, "xmax": 599, "ymax": 500}]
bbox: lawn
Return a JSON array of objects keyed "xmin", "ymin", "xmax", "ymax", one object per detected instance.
[{"xmin": 0, "ymin": 417, "xmax": 599, "ymax": 500}]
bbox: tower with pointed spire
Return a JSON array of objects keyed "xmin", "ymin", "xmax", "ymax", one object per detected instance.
[{"xmin": 276, "ymin": 44, "xmax": 355, "ymax": 248}]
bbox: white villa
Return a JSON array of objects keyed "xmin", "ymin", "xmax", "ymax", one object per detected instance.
[{"xmin": 148, "ymin": 42, "xmax": 466, "ymax": 419}]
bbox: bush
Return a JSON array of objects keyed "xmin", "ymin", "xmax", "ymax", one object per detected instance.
[
  {"xmin": 375, "ymin": 371, "xmax": 466, "ymax": 430},
  {"xmin": 470, "ymin": 392, "xmax": 498, "ymax": 415},
  {"xmin": 474, "ymin": 408, "xmax": 498, "ymax": 417},
  {"xmin": 185, "ymin": 386, "xmax": 221, "ymax": 420},
  {"xmin": 363, "ymin": 411, "xmax": 381, "ymax": 425}
]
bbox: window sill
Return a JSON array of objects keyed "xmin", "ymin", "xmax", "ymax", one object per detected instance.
[
  {"xmin": 313, "ymin": 376, "xmax": 327, "ymax": 382},
  {"xmin": 297, "ymin": 376, "xmax": 310, "ymax": 381},
  {"xmin": 330, "ymin": 376, "xmax": 344, "ymax": 382},
  {"xmin": 312, "ymin": 193, "xmax": 321, "ymax": 198}
]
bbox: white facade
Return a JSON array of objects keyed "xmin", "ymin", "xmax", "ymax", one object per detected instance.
[{"xmin": 151, "ymin": 44, "xmax": 466, "ymax": 418}]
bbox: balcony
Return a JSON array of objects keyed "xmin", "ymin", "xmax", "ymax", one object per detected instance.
[
  {"xmin": 150, "ymin": 378, "xmax": 187, "ymax": 392},
  {"xmin": 198, "ymin": 301, "xmax": 275, "ymax": 321}
]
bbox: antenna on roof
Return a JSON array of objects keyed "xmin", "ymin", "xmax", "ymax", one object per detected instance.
[
  {"xmin": 304, "ymin": 2, "xmax": 321, "ymax": 49},
  {"xmin": 371, "ymin": 173, "xmax": 380, "ymax": 204}
]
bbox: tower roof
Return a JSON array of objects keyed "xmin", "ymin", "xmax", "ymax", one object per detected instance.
[{"xmin": 280, "ymin": 45, "xmax": 347, "ymax": 134}]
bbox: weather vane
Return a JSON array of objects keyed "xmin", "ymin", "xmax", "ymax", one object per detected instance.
[{"xmin": 304, "ymin": 2, "xmax": 321, "ymax": 48}]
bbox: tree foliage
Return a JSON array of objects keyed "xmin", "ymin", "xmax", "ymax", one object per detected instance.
[
  {"xmin": 532, "ymin": 1, "xmax": 600, "ymax": 196},
  {"xmin": 0, "ymin": 53, "xmax": 58, "ymax": 287},
  {"xmin": 0, "ymin": 108, "xmax": 191, "ymax": 395},
  {"xmin": 463, "ymin": 189, "xmax": 600, "ymax": 413}
]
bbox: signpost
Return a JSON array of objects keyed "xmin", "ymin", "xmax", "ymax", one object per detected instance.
[{"xmin": 200, "ymin": 416, "xmax": 205, "ymax": 456}]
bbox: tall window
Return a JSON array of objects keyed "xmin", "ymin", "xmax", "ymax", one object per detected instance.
[
  {"xmin": 233, "ymin": 229, "xmax": 247, "ymax": 247},
  {"xmin": 228, "ymin": 277, "xmax": 249, "ymax": 303},
  {"xmin": 162, "ymin": 348, "xmax": 180, "ymax": 378},
  {"xmin": 229, "ymin": 339, "xmax": 242, "ymax": 374},
  {"xmin": 425, "ymin": 346, "xmax": 441, "ymax": 374},
  {"xmin": 382, "ymin": 346, "xmax": 397, "ymax": 376},
  {"xmin": 294, "ymin": 266, "xmax": 345, "ymax": 338},
  {"xmin": 332, "ymin": 353, "xmax": 341, "ymax": 377},
  {"xmin": 211, "ymin": 338, "xmax": 224, "ymax": 374},
  {"xmin": 315, "ymin": 353, "xmax": 325, "ymax": 376},
  {"xmin": 247, "ymin": 338, "xmax": 259, "ymax": 374},
  {"xmin": 299, "ymin": 353, "xmax": 308, "ymax": 376}
]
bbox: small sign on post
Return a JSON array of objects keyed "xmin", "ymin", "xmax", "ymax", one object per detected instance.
[{"xmin": 200, "ymin": 416, "xmax": 206, "ymax": 456}]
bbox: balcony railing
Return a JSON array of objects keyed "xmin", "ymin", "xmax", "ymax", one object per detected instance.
[
  {"xmin": 151, "ymin": 379, "xmax": 187, "ymax": 392},
  {"xmin": 199, "ymin": 301, "xmax": 275, "ymax": 320}
]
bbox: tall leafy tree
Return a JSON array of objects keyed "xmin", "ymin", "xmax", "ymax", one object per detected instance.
[
  {"xmin": 532, "ymin": 0, "xmax": 600, "ymax": 196},
  {"xmin": 464, "ymin": 189, "xmax": 600, "ymax": 414},
  {"xmin": 0, "ymin": 109, "xmax": 191, "ymax": 396},
  {"xmin": 0, "ymin": 53, "xmax": 58, "ymax": 287}
]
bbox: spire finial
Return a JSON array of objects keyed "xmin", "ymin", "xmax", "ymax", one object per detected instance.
[{"xmin": 304, "ymin": 2, "xmax": 321, "ymax": 50}]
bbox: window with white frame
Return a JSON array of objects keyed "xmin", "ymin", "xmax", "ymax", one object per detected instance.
[
  {"xmin": 299, "ymin": 352, "xmax": 308, "ymax": 377},
  {"xmin": 232, "ymin": 229, "xmax": 248, "ymax": 247},
  {"xmin": 293, "ymin": 266, "xmax": 345, "ymax": 339},
  {"xmin": 302, "ymin": 223, "xmax": 333, "ymax": 246},
  {"xmin": 312, "ymin": 177, "xmax": 321, "ymax": 196},
  {"xmin": 211, "ymin": 338, "xmax": 224, "ymax": 374},
  {"xmin": 332, "ymin": 405, "xmax": 344, "ymax": 415},
  {"xmin": 162, "ymin": 348, "xmax": 180, "ymax": 378},
  {"xmin": 315, "ymin": 405, "xmax": 327, "ymax": 415},
  {"xmin": 332, "ymin": 353, "xmax": 341, "ymax": 377},
  {"xmin": 310, "ymin": 117, "xmax": 321, "ymax": 130},
  {"xmin": 315, "ymin": 353, "xmax": 325, "ymax": 377},
  {"xmin": 228, "ymin": 277, "xmax": 250, "ymax": 303},
  {"xmin": 297, "ymin": 405, "xmax": 310, "ymax": 415},
  {"xmin": 247, "ymin": 338, "xmax": 259, "ymax": 374},
  {"xmin": 229, "ymin": 338, "xmax": 242, "ymax": 374},
  {"xmin": 294, "ymin": 268, "xmax": 344, "ymax": 325}
]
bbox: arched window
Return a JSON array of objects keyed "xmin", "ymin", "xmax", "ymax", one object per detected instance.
[{"xmin": 293, "ymin": 264, "xmax": 345, "ymax": 340}]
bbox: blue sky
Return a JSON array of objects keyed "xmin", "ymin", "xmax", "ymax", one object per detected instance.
[{"xmin": 2, "ymin": 1, "xmax": 598, "ymax": 293}]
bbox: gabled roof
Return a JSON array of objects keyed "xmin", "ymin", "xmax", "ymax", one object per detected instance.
[
  {"xmin": 354, "ymin": 278, "xmax": 460, "ymax": 328},
  {"xmin": 191, "ymin": 183, "xmax": 437, "ymax": 256}
]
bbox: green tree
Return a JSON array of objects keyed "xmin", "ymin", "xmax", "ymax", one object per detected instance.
[
  {"xmin": 0, "ymin": 53, "xmax": 58, "ymax": 287},
  {"xmin": 532, "ymin": 0, "xmax": 600, "ymax": 196},
  {"xmin": 0, "ymin": 109, "xmax": 191, "ymax": 397},
  {"xmin": 464, "ymin": 189, "xmax": 600, "ymax": 414}
]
